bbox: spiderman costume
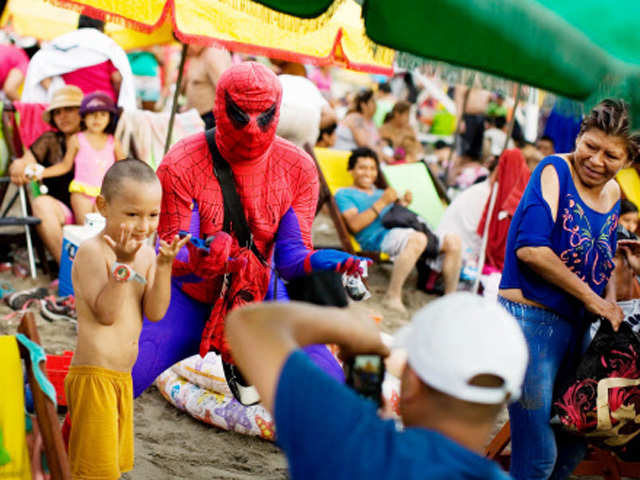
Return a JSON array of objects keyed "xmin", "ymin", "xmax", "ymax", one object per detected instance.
[{"xmin": 131, "ymin": 62, "xmax": 367, "ymax": 396}]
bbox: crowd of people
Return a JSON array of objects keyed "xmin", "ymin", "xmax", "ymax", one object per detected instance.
[{"xmin": 3, "ymin": 12, "xmax": 640, "ymax": 480}]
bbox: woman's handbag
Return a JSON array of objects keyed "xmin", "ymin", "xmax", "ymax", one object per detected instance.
[{"xmin": 553, "ymin": 320, "xmax": 640, "ymax": 460}]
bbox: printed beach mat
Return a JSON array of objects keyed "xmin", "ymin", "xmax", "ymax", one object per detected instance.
[{"xmin": 156, "ymin": 350, "xmax": 401, "ymax": 441}]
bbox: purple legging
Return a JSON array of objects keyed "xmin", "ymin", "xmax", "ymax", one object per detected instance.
[{"xmin": 132, "ymin": 275, "xmax": 344, "ymax": 397}]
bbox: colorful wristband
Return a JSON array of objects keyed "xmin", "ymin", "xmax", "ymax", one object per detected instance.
[{"xmin": 111, "ymin": 262, "xmax": 147, "ymax": 285}]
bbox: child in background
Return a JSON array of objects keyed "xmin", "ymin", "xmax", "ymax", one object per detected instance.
[
  {"xmin": 40, "ymin": 91, "xmax": 126, "ymax": 224},
  {"xmin": 64, "ymin": 159, "xmax": 190, "ymax": 479},
  {"xmin": 620, "ymin": 198, "xmax": 639, "ymax": 233}
]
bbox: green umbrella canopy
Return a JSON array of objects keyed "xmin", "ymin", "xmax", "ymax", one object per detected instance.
[
  {"xmin": 253, "ymin": 0, "xmax": 335, "ymax": 17},
  {"xmin": 360, "ymin": 0, "xmax": 640, "ymax": 122},
  {"xmin": 255, "ymin": 0, "xmax": 640, "ymax": 123}
]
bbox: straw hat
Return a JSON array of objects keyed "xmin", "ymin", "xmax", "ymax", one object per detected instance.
[{"xmin": 42, "ymin": 85, "xmax": 84, "ymax": 125}]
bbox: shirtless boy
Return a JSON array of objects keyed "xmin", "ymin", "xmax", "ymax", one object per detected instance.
[{"xmin": 65, "ymin": 159, "xmax": 189, "ymax": 480}]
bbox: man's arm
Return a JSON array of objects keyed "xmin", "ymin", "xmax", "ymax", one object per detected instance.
[
  {"xmin": 341, "ymin": 187, "xmax": 397, "ymax": 234},
  {"xmin": 226, "ymin": 302, "xmax": 389, "ymax": 412}
]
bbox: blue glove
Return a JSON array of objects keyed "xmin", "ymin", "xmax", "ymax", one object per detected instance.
[{"xmin": 305, "ymin": 250, "xmax": 371, "ymax": 276}]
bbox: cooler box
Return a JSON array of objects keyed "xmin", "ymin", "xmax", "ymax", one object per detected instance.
[{"xmin": 58, "ymin": 224, "xmax": 102, "ymax": 297}]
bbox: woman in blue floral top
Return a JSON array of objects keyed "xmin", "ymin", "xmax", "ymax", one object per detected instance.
[{"xmin": 499, "ymin": 99, "xmax": 640, "ymax": 480}]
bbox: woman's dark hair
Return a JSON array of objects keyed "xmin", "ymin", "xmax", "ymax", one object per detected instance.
[
  {"xmin": 348, "ymin": 89, "xmax": 374, "ymax": 114},
  {"xmin": 378, "ymin": 82, "xmax": 391, "ymax": 94},
  {"xmin": 621, "ymin": 198, "xmax": 639, "ymax": 216},
  {"xmin": 384, "ymin": 100, "xmax": 411, "ymax": 124},
  {"xmin": 579, "ymin": 98, "xmax": 640, "ymax": 161},
  {"xmin": 348, "ymin": 147, "xmax": 379, "ymax": 170},
  {"xmin": 317, "ymin": 122, "xmax": 337, "ymax": 143}
]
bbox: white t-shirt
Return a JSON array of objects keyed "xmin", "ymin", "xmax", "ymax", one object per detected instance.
[{"xmin": 436, "ymin": 180, "xmax": 491, "ymax": 261}]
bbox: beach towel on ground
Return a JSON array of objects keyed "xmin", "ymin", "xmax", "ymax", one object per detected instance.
[{"xmin": 13, "ymin": 102, "xmax": 54, "ymax": 150}]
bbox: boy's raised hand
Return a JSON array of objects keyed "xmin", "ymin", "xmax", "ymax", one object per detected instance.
[
  {"xmin": 104, "ymin": 224, "xmax": 145, "ymax": 264},
  {"xmin": 157, "ymin": 234, "xmax": 191, "ymax": 266}
]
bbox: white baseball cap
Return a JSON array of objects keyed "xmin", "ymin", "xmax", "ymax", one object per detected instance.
[{"xmin": 393, "ymin": 292, "xmax": 529, "ymax": 405}]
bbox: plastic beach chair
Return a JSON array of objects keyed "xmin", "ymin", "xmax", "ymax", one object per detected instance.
[
  {"xmin": 380, "ymin": 161, "xmax": 448, "ymax": 231},
  {"xmin": 311, "ymin": 147, "xmax": 389, "ymax": 261},
  {"xmin": 0, "ymin": 102, "xmax": 50, "ymax": 278},
  {"xmin": 616, "ymin": 167, "xmax": 640, "ymax": 209},
  {"xmin": 486, "ymin": 421, "xmax": 640, "ymax": 479},
  {"xmin": 0, "ymin": 312, "xmax": 71, "ymax": 479}
]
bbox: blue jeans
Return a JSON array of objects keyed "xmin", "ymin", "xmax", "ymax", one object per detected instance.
[{"xmin": 498, "ymin": 297, "xmax": 587, "ymax": 480}]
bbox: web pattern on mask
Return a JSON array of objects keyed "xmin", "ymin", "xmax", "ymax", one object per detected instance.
[{"xmin": 156, "ymin": 131, "xmax": 318, "ymax": 358}]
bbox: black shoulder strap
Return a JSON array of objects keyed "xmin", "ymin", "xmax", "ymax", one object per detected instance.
[{"xmin": 204, "ymin": 129, "xmax": 267, "ymax": 265}]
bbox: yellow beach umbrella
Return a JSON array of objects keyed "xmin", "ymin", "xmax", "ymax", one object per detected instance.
[
  {"xmin": 2, "ymin": 0, "xmax": 173, "ymax": 50},
  {"xmin": 45, "ymin": 0, "xmax": 394, "ymax": 74}
]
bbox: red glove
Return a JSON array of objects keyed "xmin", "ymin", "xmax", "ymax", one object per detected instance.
[{"xmin": 172, "ymin": 232, "xmax": 247, "ymax": 281}]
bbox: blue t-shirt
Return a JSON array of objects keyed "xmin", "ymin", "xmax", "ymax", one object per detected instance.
[
  {"xmin": 334, "ymin": 187, "xmax": 391, "ymax": 251},
  {"xmin": 275, "ymin": 350, "xmax": 512, "ymax": 480},
  {"xmin": 500, "ymin": 156, "xmax": 619, "ymax": 320}
]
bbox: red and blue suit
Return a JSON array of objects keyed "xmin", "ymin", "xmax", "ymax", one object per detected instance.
[{"xmin": 131, "ymin": 62, "xmax": 365, "ymax": 396}]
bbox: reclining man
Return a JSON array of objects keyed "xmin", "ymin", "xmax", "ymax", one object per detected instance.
[
  {"xmin": 227, "ymin": 293, "xmax": 528, "ymax": 480},
  {"xmin": 335, "ymin": 147, "xmax": 462, "ymax": 312}
]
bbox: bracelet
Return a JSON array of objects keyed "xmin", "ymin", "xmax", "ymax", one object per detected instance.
[{"xmin": 371, "ymin": 204, "xmax": 380, "ymax": 215}]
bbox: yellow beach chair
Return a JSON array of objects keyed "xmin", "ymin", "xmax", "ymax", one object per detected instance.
[
  {"xmin": 312, "ymin": 147, "xmax": 389, "ymax": 261},
  {"xmin": 0, "ymin": 313, "xmax": 71, "ymax": 480},
  {"xmin": 617, "ymin": 167, "xmax": 640, "ymax": 209}
]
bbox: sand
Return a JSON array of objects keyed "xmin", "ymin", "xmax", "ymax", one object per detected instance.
[
  {"xmin": 1, "ymin": 212, "xmax": 435, "ymax": 479},
  {"xmin": 1, "ymin": 211, "xmax": 614, "ymax": 479}
]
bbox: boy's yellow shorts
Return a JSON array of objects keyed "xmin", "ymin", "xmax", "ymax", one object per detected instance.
[{"xmin": 65, "ymin": 365, "xmax": 134, "ymax": 480}]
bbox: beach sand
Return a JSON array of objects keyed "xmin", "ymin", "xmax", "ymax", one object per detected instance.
[{"xmin": 0, "ymin": 212, "xmax": 533, "ymax": 479}]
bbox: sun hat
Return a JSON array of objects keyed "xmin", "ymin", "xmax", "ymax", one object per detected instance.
[
  {"xmin": 42, "ymin": 85, "xmax": 84, "ymax": 125},
  {"xmin": 393, "ymin": 292, "xmax": 529, "ymax": 405},
  {"xmin": 79, "ymin": 91, "xmax": 121, "ymax": 117}
]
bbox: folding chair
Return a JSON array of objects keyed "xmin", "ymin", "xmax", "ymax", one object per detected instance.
[
  {"xmin": 616, "ymin": 166, "xmax": 640, "ymax": 208},
  {"xmin": 380, "ymin": 160, "xmax": 448, "ymax": 230},
  {"xmin": 311, "ymin": 147, "xmax": 389, "ymax": 262},
  {"xmin": 0, "ymin": 179, "xmax": 41, "ymax": 279},
  {"xmin": 0, "ymin": 312, "xmax": 71, "ymax": 479},
  {"xmin": 485, "ymin": 421, "xmax": 640, "ymax": 480},
  {"xmin": 0, "ymin": 102, "xmax": 50, "ymax": 278}
]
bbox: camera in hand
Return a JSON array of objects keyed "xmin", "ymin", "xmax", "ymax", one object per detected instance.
[{"xmin": 344, "ymin": 354, "xmax": 385, "ymax": 408}]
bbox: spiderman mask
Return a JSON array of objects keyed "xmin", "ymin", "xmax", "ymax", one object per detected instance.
[{"xmin": 214, "ymin": 62, "xmax": 282, "ymax": 163}]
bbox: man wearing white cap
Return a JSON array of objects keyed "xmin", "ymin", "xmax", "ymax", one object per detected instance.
[{"xmin": 227, "ymin": 292, "xmax": 529, "ymax": 479}]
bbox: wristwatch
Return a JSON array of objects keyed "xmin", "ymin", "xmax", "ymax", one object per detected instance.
[{"xmin": 111, "ymin": 262, "xmax": 147, "ymax": 284}]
